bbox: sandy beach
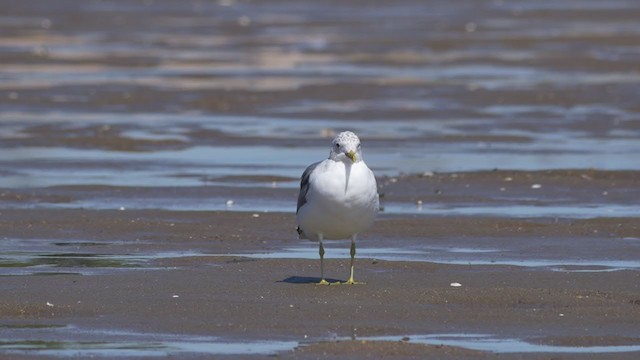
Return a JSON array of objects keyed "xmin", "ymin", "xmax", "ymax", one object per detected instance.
[{"xmin": 2, "ymin": 0, "xmax": 640, "ymax": 358}]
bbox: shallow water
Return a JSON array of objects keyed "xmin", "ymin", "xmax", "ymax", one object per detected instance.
[
  {"xmin": 11, "ymin": 197, "xmax": 638, "ymax": 219},
  {"xmin": 3, "ymin": 325, "xmax": 640, "ymax": 357},
  {"xmin": 0, "ymin": 238, "xmax": 211, "ymax": 275},
  {"xmin": 364, "ymin": 334, "xmax": 640, "ymax": 354},
  {"xmin": 2, "ymin": 0, "xmax": 640, "ymax": 193},
  {"xmin": 228, "ymin": 243, "xmax": 640, "ymax": 272},
  {"xmin": 386, "ymin": 203, "xmax": 640, "ymax": 218},
  {"xmin": 5, "ymin": 231, "xmax": 639, "ymax": 277},
  {"xmin": 2, "ymin": 0, "xmax": 640, "ymax": 224},
  {"xmin": 0, "ymin": 325, "xmax": 298, "ymax": 357}
]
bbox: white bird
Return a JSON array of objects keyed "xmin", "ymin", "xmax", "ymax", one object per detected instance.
[{"xmin": 296, "ymin": 131, "xmax": 379, "ymax": 285}]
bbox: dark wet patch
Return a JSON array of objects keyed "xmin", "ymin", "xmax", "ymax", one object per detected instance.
[
  {"xmin": 0, "ymin": 190, "xmax": 73, "ymax": 204},
  {"xmin": 53, "ymin": 242, "xmax": 109, "ymax": 247},
  {"xmin": 27, "ymin": 272, "xmax": 82, "ymax": 277},
  {"xmin": 5, "ymin": 124, "xmax": 189, "ymax": 152},
  {"xmin": 0, "ymin": 324, "xmax": 66, "ymax": 330}
]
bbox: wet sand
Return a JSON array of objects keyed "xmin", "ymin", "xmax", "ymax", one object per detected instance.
[
  {"xmin": 2, "ymin": 0, "xmax": 640, "ymax": 358},
  {"xmin": 2, "ymin": 171, "xmax": 640, "ymax": 358}
]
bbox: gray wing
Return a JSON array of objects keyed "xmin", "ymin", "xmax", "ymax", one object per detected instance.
[{"xmin": 296, "ymin": 161, "xmax": 321, "ymax": 214}]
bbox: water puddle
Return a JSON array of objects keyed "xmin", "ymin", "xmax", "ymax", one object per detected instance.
[
  {"xmin": 234, "ymin": 246, "xmax": 432, "ymax": 262},
  {"xmin": 4, "ymin": 326, "xmax": 639, "ymax": 356},
  {"xmin": 55, "ymin": 197, "xmax": 297, "ymax": 213},
  {"xmin": 0, "ymin": 243, "xmax": 215, "ymax": 276},
  {"xmin": 4, "ymin": 235, "xmax": 639, "ymax": 276},
  {"xmin": 230, "ymin": 245, "xmax": 640, "ymax": 272},
  {"xmin": 361, "ymin": 334, "xmax": 640, "ymax": 354},
  {"xmin": 385, "ymin": 203, "xmax": 640, "ymax": 219},
  {"xmin": 7, "ymin": 194, "xmax": 638, "ymax": 219},
  {"xmin": 0, "ymin": 339, "xmax": 298, "ymax": 357},
  {"xmin": 0, "ymin": 326, "xmax": 298, "ymax": 357},
  {"xmin": 2, "ymin": 142, "xmax": 639, "ymax": 190},
  {"xmin": 0, "ymin": 252, "xmax": 144, "ymax": 270}
]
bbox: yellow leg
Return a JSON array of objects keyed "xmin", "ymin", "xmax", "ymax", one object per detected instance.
[
  {"xmin": 343, "ymin": 236, "xmax": 363, "ymax": 285},
  {"xmin": 317, "ymin": 236, "xmax": 329, "ymax": 285}
]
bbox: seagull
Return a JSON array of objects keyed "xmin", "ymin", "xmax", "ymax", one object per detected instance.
[{"xmin": 296, "ymin": 131, "xmax": 379, "ymax": 285}]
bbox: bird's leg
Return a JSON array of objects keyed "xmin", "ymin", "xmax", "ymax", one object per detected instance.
[
  {"xmin": 317, "ymin": 234, "xmax": 330, "ymax": 285},
  {"xmin": 344, "ymin": 235, "xmax": 363, "ymax": 284}
]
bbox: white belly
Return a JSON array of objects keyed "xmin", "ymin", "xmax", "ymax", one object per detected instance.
[{"xmin": 297, "ymin": 160, "xmax": 378, "ymax": 240}]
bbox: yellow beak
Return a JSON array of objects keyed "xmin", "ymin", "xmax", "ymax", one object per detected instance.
[{"xmin": 346, "ymin": 150, "xmax": 356, "ymax": 162}]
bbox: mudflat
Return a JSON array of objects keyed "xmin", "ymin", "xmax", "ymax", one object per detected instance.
[
  {"xmin": 2, "ymin": 0, "xmax": 640, "ymax": 358},
  {"xmin": 2, "ymin": 170, "xmax": 640, "ymax": 358}
]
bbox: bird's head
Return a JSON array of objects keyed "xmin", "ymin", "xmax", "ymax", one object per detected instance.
[{"xmin": 329, "ymin": 131, "xmax": 363, "ymax": 163}]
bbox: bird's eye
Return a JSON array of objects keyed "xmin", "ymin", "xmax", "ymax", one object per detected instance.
[{"xmin": 335, "ymin": 143, "xmax": 340, "ymax": 148}]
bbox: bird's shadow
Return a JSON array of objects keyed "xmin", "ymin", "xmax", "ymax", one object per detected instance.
[{"xmin": 278, "ymin": 276, "xmax": 343, "ymax": 284}]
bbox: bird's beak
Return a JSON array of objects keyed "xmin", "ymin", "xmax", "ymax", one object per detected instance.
[{"xmin": 346, "ymin": 150, "xmax": 356, "ymax": 162}]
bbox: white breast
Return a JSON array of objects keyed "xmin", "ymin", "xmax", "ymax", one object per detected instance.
[{"xmin": 297, "ymin": 159, "xmax": 378, "ymax": 240}]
